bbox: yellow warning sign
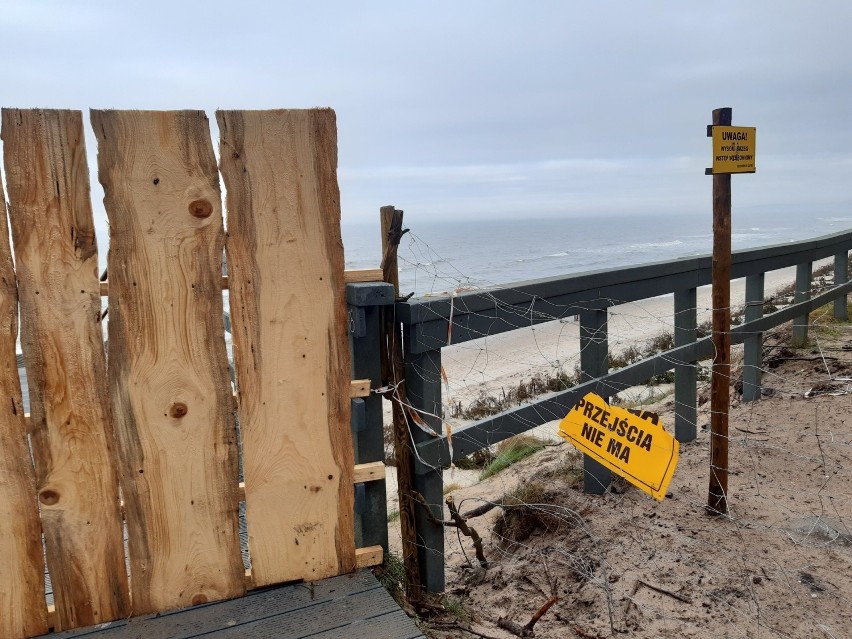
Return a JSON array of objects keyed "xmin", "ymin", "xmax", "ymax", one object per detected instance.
[
  {"xmin": 712, "ymin": 126, "xmax": 756, "ymax": 174},
  {"xmin": 558, "ymin": 393, "xmax": 679, "ymax": 500}
]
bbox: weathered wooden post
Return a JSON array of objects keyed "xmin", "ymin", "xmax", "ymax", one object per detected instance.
[
  {"xmin": 579, "ymin": 308, "xmax": 610, "ymax": 493},
  {"xmin": 405, "ymin": 347, "xmax": 445, "ymax": 593},
  {"xmin": 834, "ymin": 251, "xmax": 849, "ymax": 321},
  {"xmin": 742, "ymin": 273, "xmax": 765, "ymax": 402},
  {"xmin": 378, "ymin": 208, "xmax": 447, "ymax": 595},
  {"xmin": 791, "ymin": 262, "xmax": 813, "ymax": 347},
  {"xmin": 379, "ymin": 206, "xmax": 423, "ymax": 601},
  {"xmin": 708, "ymin": 107, "xmax": 732, "ymax": 515},
  {"xmin": 674, "ymin": 287, "xmax": 698, "ymax": 441},
  {"xmin": 705, "ymin": 107, "xmax": 756, "ymax": 515}
]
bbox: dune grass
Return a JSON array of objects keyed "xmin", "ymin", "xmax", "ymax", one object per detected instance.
[{"xmin": 479, "ymin": 435, "xmax": 546, "ymax": 480}]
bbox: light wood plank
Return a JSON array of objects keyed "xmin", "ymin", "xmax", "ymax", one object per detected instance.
[
  {"xmin": 0, "ymin": 162, "xmax": 48, "ymax": 639},
  {"xmin": 2, "ymin": 108, "xmax": 130, "ymax": 631},
  {"xmin": 232, "ymin": 378, "xmax": 367, "ymax": 406},
  {"xmin": 92, "ymin": 109, "xmax": 244, "ymax": 614},
  {"xmin": 237, "ymin": 462, "xmax": 385, "ymax": 500},
  {"xmin": 353, "ymin": 461, "xmax": 386, "ymax": 483},
  {"xmin": 350, "ymin": 378, "xmax": 371, "ymax": 398},
  {"xmin": 344, "ymin": 268, "xmax": 383, "ymax": 284},
  {"xmin": 355, "ymin": 545, "xmax": 384, "ymax": 569},
  {"xmin": 217, "ymin": 109, "xmax": 355, "ymax": 586}
]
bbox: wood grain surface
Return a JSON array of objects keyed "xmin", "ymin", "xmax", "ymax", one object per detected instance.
[
  {"xmin": 2, "ymin": 108, "xmax": 130, "ymax": 631},
  {"xmin": 217, "ymin": 109, "xmax": 355, "ymax": 586},
  {"xmin": 0, "ymin": 166, "xmax": 48, "ymax": 639},
  {"xmin": 92, "ymin": 110, "xmax": 244, "ymax": 613}
]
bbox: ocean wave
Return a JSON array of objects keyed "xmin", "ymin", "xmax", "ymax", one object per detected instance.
[
  {"xmin": 515, "ymin": 249, "xmax": 596, "ymax": 263},
  {"xmin": 628, "ymin": 239, "xmax": 683, "ymax": 249},
  {"xmin": 732, "ymin": 232, "xmax": 768, "ymax": 240},
  {"xmin": 399, "ymin": 258, "xmax": 445, "ymax": 270}
]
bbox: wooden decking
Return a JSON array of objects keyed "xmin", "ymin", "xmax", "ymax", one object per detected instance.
[{"xmin": 44, "ymin": 570, "xmax": 423, "ymax": 639}]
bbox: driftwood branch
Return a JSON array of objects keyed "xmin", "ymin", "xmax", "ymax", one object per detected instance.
[
  {"xmin": 526, "ymin": 596, "xmax": 560, "ymax": 630},
  {"xmin": 462, "ymin": 500, "xmax": 501, "ymax": 519},
  {"xmin": 734, "ymin": 427, "xmax": 768, "ymax": 435},
  {"xmin": 637, "ymin": 580, "xmax": 692, "ymax": 604},
  {"xmin": 626, "ymin": 578, "xmax": 693, "ymax": 613},
  {"xmin": 543, "ymin": 557, "xmax": 559, "ymax": 598},
  {"xmin": 497, "ymin": 617, "xmax": 534, "ymax": 637},
  {"xmin": 412, "ymin": 491, "xmax": 488, "ymax": 568},
  {"xmin": 624, "ymin": 579, "xmax": 641, "ymax": 616},
  {"xmin": 447, "ymin": 496, "xmax": 488, "ymax": 568},
  {"xmin": 497, "ymin": 596, "xmax": 560, "ymax": 637},
  {"xmin": 411, "ymin": 490, "xmax": 446, "ymax": 525}
]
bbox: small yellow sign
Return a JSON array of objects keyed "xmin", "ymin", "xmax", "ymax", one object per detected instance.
[
  {"xmin": 558, "ymin": 393, "xmax": 679, "ymax": 500},
  {"xmin": 712, "ymin": 126, "xmax": 756, "ymax": 174}
]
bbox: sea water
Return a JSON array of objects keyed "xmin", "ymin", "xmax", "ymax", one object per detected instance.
[
  {"xmin": 16, "ymin": 210, "xmax": 852, "ymax": 412},
  {"xmin": 343, "ymin": 211, "xmax": 852, "ymax": 297}
]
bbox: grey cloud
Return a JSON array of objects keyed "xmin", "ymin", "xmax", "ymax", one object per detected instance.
[{"xmin": 1, "ymin": 0, "xmax": 851, "ymax": 228}]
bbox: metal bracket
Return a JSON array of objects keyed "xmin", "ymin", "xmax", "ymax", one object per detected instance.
[{"xmin": 348, "ymin": 307, "xmax": 367, "ymax": 338}]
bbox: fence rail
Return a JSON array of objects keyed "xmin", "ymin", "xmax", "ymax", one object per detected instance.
[{"xmin": 397, "ymin": 227, "xmax": 852, "ymax": 593}]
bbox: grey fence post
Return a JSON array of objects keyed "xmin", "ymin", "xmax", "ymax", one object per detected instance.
[
  {"xmin": 347, "ymin": 282, "xmax": 395, "ymax": 553},
  {"xmin": 835, "ymin": 252, "xmax": 849, "ymax": 321},
  {"xmin": 743, "ymin": 273, "xmax": 765, "ymax": 402},
  {"xmin": 405, "ymin": 347, "xmax": 445, "ymax": 593},
  {"xmin": 674, "ymin": 288, "xmax": 697, "ymax": 441},
  {"xmin": 579, "ymin": 308, "xmax": 610, "ymax": 494},
  {"xmin": 792, "ymin": 262, "xmax": 813, "ymax": 347}
]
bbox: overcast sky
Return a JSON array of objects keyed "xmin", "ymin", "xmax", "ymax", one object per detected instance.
[{"xmin": 2, "ymin": 1, "xmax": 851, "ymax": 229}]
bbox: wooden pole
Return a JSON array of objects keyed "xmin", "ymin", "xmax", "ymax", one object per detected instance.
[
  {"xmin": 707, "ymin": 107, "xmax": 732, "ymax": 515},
  {"xmin": 380, "ymin": 208, "xmax": 401, "ymax": 294},
  {"xmin": 379, "ymin": 205, "xmax": 422, "ymax": 602}
]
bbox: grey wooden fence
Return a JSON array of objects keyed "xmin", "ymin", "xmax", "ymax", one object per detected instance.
[{"xmin": 387, "ymin": 228, "xmax": 852, "ymax": 593}]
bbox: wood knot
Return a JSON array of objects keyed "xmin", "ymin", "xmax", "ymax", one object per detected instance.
[
  {"xmin": 191, "ymin": 593, "xmax": 208, "ymax": 606},
  {"xmin": 39, "ymin": 490, "xmax": 60, "ymax": 506},
  {"xmin": 169, "ymin": 402, "xmax": 188, "ymax": 419},
  {"xmin": 188, "ymin": 199, "xmax": 213, "ymax": 218}
]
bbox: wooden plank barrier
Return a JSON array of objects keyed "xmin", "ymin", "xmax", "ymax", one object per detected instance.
[
  {"xmin": 217, "ymin": 109, "xmax": 355, "ymax": 586},
  {"xmin": 2, "ymin": 109, "xmax": 131, "ymax": 631},
  {"xmin": 0, "ymin": 168, "xmax": 49, "ymax": 639},
  {"xmin": 91, "ymin": 110, "xmax": 245, "ymax": 614},
  {"xmin": 0, "ymin": 107, "xmax": 375, "ymax": 637}
]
